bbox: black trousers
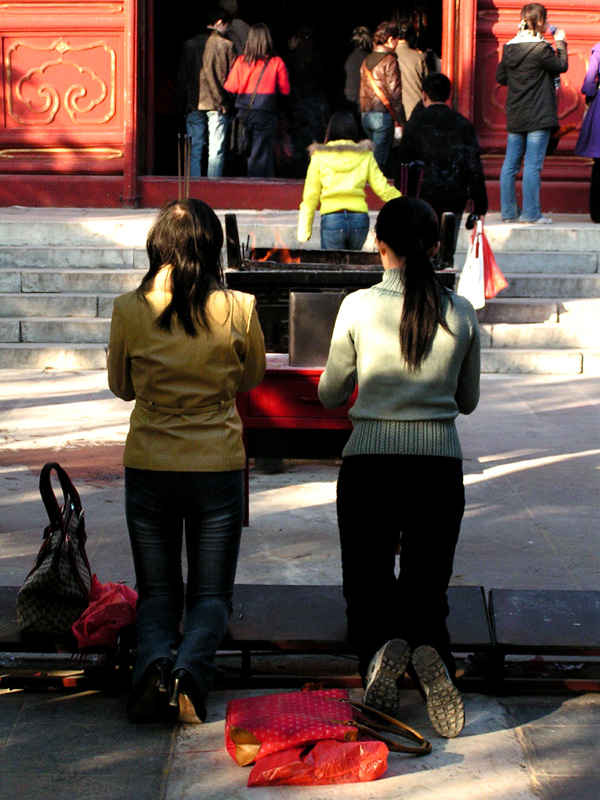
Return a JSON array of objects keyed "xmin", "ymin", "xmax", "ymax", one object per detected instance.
[{"xmin": 336, "ymin": 454, "xmax": 465, "ymax": 682}]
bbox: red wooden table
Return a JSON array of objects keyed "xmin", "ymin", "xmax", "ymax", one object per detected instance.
[{"xmin": 237, "ymin": 354, "xmax": 357, "ymax": 524}]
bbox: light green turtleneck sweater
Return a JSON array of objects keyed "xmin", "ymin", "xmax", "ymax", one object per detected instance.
[{"xmin": 318, "ymin": 268, "xmax": 480, "ymax": 459}]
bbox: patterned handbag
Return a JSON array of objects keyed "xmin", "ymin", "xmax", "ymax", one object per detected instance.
[{"xmin": 16, "ymin": 462, "xmax": 92, "ymax": 636}]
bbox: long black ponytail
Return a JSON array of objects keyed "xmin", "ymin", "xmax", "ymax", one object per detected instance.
[{"xmin": 375, "ymin": 197, "xmax": 453, "ymax": 370}]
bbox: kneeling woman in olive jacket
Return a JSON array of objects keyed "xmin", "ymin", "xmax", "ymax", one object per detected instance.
[{"xmin": 108, "ymin": 199, "xmax": 266, "ymax": 723}]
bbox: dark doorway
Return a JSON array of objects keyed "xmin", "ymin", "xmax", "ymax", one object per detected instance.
[{"xmin": 146, "ymin": 0, "xmax": 443, "ymax": 177}]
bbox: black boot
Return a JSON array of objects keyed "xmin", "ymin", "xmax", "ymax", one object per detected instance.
[
  {"xmin": 127, "ymin": 657, "xmax": 172, "ymax": 723},
  {"xmin": 169, "ymin": 669, "xmax": 207, "ymax": 724}
]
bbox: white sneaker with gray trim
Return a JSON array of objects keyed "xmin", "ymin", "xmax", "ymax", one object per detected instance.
[
  {"xmin": 411, "ymin": 644, "xmax": 465, "ymax": 738},
  {"xmin": 363, "ymin": 638, "xmax": 411, "ymax": 716}
]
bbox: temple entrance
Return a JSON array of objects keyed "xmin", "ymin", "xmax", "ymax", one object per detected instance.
[{"xmin": 146, "ymin": 0, "xmax": 444, "ymax": 178}]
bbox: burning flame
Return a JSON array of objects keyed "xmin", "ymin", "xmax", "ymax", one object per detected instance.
[{"xmin": 253, "ymin": 232, "xmax": 301, "ymax": 264}]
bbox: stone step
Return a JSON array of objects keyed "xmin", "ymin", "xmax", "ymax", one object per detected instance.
[
  {"xmin": 0, "ymin": 342, "xmax": 597, "ymax": 374},
  {"xmin": 0, "ymin": 343, "xmax": 107, "ymax": 369},
  {"xmin": 454, "ymin": 250, "xmax": 599, "ymax": 274},
  {"xmin": 484, "ymin": 274, "xmax": 600, "ymax": 299},
  {"xmin": 9, "ymin": 268, "xmax": 143, "ymax": 294},
  {"xmin": 0, "ymin": 318, "xmax": 112, "ymax": 344},
  {"xmin": 0, "ymin": 293, "xmax": 100, "ymax": 318},
  {"xmin": 481, "ymin": 323, "xmax": 600, "ymax": 349},
  {"xmin": 0, "ymin": 246, "xmax": 146, "ymax": 270},
  {"xmin": 479, "ymin": 297, "xmax": 600, "ymax": 324},
  {"xmin": 481, "ymin": 348, "xmax": 600, "ymax": 375}
]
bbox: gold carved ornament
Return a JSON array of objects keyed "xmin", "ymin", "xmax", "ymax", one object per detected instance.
[{"xmin": 6, "ymin": 37, "xmax": 117, "ymax": 125}]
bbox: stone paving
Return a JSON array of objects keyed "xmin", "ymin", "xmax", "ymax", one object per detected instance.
[{"xmin": 0, "ymin": 369, "xmax": 599, "ymax": 799}]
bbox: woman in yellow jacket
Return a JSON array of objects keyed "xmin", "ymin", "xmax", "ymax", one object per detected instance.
[
  {"xmin": 297, "ymin": 111, "xmax": 401, "ymax": 250},
  {"xmin": 108, "ymin": 199, "xmax": 265, "ymax": 724}
]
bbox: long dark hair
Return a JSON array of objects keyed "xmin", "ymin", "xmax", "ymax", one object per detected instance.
[
  {"xmin": 375, "ymin": 197, "xmax": 453, "ymax": 370},
  {"xmin": 141, "ymin": 198, "xmax": 225, "ymax": 336},
  {"xmin": 243, "ymin": 22, "xmax": 276, "ymax": 64}
]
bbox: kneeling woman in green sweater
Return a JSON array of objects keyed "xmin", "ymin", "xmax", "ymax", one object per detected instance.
[
  {"xmin": 297, "ymin": 111, "xmax": 400, "ymax": 250},
  {"xmin": 319, "ymin": 196, "xmax": 480, "ymax": 739}
]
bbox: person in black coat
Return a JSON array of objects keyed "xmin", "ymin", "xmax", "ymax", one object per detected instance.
[
  {"xmin": 395, "ymin": 72, "xmax": 488, "ymax": 254},
  {"xmin": 496, "ymin": 3, "xmax": 567, "ymax": 224}
]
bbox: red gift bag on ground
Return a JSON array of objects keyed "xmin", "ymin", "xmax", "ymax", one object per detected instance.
[
  {"xmin": 482, "ymin": 226, "xmax": 509, "ymax": 299},
  {"xmin": 225, "ymin": 689, "xmax": 356, "ymax": 767},
  {"xmin": 71, "ymin": 574, "xmax": 137, "ymax": 648},
  {"xmin": 247, "ymin": 740, "xmax": 389, "ymax": 787}
]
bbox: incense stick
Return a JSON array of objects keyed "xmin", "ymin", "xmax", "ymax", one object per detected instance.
[
  {"xmin": 185, "ymin": 134, "xmax": 191, "ymax": 199},
  {"xmin": 177, "ymin": 134, "xmax": 182, "ymax": 201}
]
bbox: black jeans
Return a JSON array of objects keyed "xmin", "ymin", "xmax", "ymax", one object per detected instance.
[
  {"xmin": 245, "ymin": 110, "xmax": 277, "ymax": 178},
  {"xmin": 336, "ymin": 454, "xmax": 465, "ymax": 681}
]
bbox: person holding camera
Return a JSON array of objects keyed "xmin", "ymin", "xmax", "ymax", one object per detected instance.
[{"xmin": 496, "ymin": 3, "xmax": 568, "ymax": 224}]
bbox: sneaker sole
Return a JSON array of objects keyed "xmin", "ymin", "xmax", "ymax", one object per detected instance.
[
  {"xmin": 363, "ymin": 639, "xmax": 410, "ymax": 716},
  {"xmin": 412, "ymin": 645, "xmax": 465, "ymax": 738}
]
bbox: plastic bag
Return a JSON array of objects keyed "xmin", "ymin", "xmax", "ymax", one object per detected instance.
[
  {"xmin": 457, "ymin": 220, "xmax": 485, "ymax": 309},
  {"xmin": 225, "ymin": 689, "xmax": 357, "ymax": 766},
  {"xmin": 71, "ymin": 574, "xmax": 137, "ymax": 649},
  {"xmin": 247, "ymin": 740, "xmax": 389, "ymax": 787},
  {"xmin": 482, "ymin": 228, "xmax": 508, "ymax": 299}
]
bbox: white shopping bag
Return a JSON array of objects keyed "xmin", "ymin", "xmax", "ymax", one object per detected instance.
[{"xmin": 457, "ymin": 220, "xmax": 485, "ymax": 309}]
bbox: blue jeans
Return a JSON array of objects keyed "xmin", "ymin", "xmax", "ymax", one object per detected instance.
[
  {"xmin": 186, "ymin": 110, "xmax": 230, "ymax": 177},
  {"xmin": 125, "ymin": 468, "xmax": 243, "ymax": 696},
  {"xmin": 500, "ymin": 129, "xmax": 551, "ymax": 221},
  {"xmin": 320, "ymin": 210, "xmax": 370, "ymax": 250},
  {"xmin": 361, "ymin": 111, "xmax": 394, "ymax": 173}
]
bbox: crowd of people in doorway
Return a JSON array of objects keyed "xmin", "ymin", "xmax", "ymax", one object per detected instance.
[{"xmin": 176, "ymin": 4, "xmax": 442, "ymax": 181}]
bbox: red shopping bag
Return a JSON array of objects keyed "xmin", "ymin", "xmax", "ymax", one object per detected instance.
[
  {"xmin": 247, "ymin": 739, "xmax": 389, "ymax": 787},
  {"xmin": 225, "ymin": 689, "xmax": 357, "ymax": 767},
  {"xmin": 71, "ymin": 574, "xmax": 137, "ymax": 649},
  {"xmin": 481, "ymin": 227, "xmax": 508, "ymax": 299}
]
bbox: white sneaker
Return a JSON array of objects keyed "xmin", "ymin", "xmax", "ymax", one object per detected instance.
[
  {"xmin": 521, "ymin": 216, "xmax": 553, "ymax": 224},
  {"xmin": 363, "ymin": 639, "xmax": 410, "ymax": 717},
  {"xmin": 411, "ymin": 645, "xmax": 465, "ymax": 738}
]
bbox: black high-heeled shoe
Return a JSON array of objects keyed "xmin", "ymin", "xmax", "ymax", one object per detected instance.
[
  {"xmin": 169, "ymin": 669, "xmax": 207, "ymax": 724},
  {"xmin": 127, "ymin": 657, "xmax": 172, "ymax": 723}
]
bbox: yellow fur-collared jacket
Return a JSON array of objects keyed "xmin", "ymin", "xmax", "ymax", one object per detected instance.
[
  {"xmin": 108, "ymin": 268, "xmax": 266, "ymax": 472},
  {"xmin": 297, "ymin": 139, "xmax": 400, "ymax": 243}
]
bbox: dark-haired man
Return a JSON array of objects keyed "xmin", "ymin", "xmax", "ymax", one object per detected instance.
[
  {"xmin": 177, "ymin": 7, "xmax": 236, "ymax": 177},
  {"xmin": 395, "ymin": 73, "xmax": 488, "ymax": 251}
]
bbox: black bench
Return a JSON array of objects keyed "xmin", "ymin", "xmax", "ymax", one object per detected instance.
[
  {"xmin": 223, "ymin": 584, "xmax": 494, "ymax": 685},
  {"xmin": 488, "ymin": 588, "xmax": 600, "ymax": 690}
]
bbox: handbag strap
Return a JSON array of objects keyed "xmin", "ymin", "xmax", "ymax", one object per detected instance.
[
  {"xmin": 364, "ymin": 67, "xmax": 402, "ymax": 127},
  {"xmin": 351, "ymin": 701, "xmax": 432, "ymax": 756},
  {"xmin": 241, "ymin": 60, "xmax": 269, "ymax": 121},
  {"xmin": 39, "ymin": 462, "xmax": 83, "ymax": 537}
]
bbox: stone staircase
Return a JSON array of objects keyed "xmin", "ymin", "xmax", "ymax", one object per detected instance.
[{"xmin": 0, "ymin": 209, "xmax": 599, "ymax": 373}]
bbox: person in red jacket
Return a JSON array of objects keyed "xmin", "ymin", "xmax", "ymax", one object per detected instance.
[{"xmin": 224, "ymin": 23, "xmax": 290, "ymax": 177}]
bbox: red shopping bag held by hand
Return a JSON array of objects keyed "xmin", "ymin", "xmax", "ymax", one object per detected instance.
[{"xmin": 481, "ymin": 226, "xmax": 508, "ymax": 299}]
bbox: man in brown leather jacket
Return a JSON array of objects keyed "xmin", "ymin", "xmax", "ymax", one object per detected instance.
[{"xmin": 359, "ymin": 21, "xmax": 405, "ymax": 176}]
